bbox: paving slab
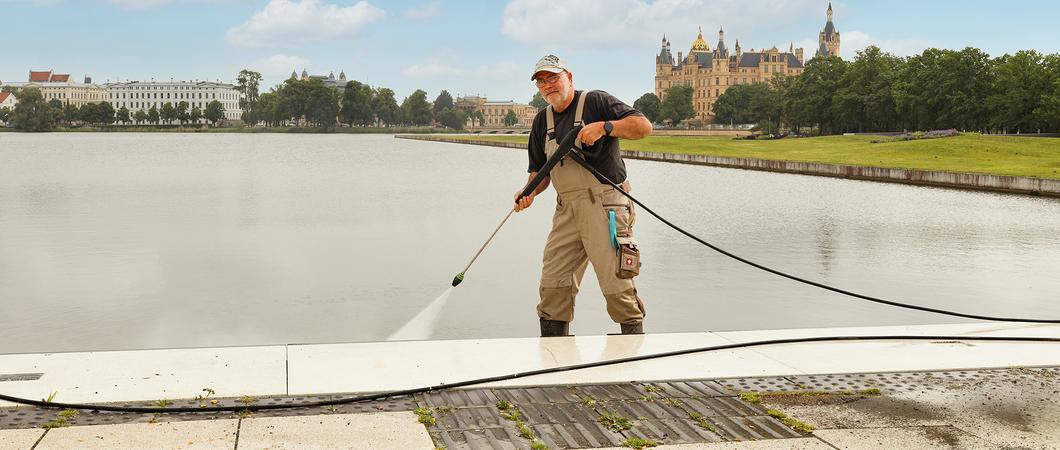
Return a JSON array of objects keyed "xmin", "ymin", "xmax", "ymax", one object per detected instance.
[
  {"xmin": 714, "ymin": 323, "xmax": 1060, "ymax": 375},
  {"xmin": 287, "ymin": 333, "xmax": 799, "ymax": 394},
  {"xmin": 0, "ymin": 346, "xmax": 286, "ymax": 407},
  {"xmin": 236, "ymin": 411, "xmax": 433, "ymax": 450},
  {"xmin": 813, "ymin": 426, "xmax": 1000, "ymax": 449},
  {"xmin": 35, "ymin": 418, "xmax": 239, "ymax": 450},
  {"xmin": 0, "ymin": 427, "xmax": 45, "ymax": 450}
]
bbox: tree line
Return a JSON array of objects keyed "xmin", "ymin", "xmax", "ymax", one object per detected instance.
[
  {"xmin": 2, "ymin": 86, "xmax": 226, "ymax": 131},
  {"xmin": 234, "ymin": 70, "xmax": 527, "ymax": 131},
  {"xmin": 633, "ymin": 46, "xmax": 1060, "ymax": 134}
]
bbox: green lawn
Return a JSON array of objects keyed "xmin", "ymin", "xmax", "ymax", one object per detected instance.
[{"xmin": 464, "ymin": 134, "xmax": 1060, "ymax": 179}]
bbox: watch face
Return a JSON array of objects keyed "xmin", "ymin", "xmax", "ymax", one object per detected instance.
[{"xmin": 604, "ymin": 121, "xmax": 613, "ymax": 135}]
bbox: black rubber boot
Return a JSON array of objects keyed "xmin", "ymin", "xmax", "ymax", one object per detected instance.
[
  {"xmin": 540, "ymin": 319, "xmax": 570, "ymax": 337},
  {"xmin": 620, "ymin": 322, "xmax": 644, "ymax": 335}
]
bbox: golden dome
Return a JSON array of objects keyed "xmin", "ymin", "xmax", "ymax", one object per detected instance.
[{"xmin": 691, "ymin": 27, "xmax": 710, "ymax": 52}]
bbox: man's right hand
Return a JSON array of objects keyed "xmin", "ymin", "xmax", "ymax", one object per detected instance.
[{"xmin": 514, "ymin": 191, "xmax": 535, "ymax": 212}]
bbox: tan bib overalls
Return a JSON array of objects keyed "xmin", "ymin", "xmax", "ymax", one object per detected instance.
[{"xmin": 537, "ymin": 93, "xmax": 646, "ymax": 325}]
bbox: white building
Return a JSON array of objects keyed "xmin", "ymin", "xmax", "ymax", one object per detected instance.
[
  {"xmin": 105, "ymin": 81, "xmax": 242, "ymax": 122},
  {"xmin": 0, "ymin": 92, "xmax": 16, "ymax": 109}
]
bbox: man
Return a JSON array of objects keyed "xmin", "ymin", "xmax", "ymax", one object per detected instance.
[{"xmin": 515, "ymin": 54, "xmax": 653, "ymax": 337}]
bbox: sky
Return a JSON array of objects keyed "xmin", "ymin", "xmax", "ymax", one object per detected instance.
[{"xmin": 2, "ymin": 0, "xmax": 1058, "ymax": 105}]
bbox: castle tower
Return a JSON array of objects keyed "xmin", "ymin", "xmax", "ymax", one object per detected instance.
[
  {"xmin": 655, "ymin": 35, "xmax": 675, "ymax": 100},
  {"xmin": 690, "ymin": 27, "xmax": 710, "ymax": 54},
  {"xmin": 714, "ymin": 27, "xmax": 728, "ymax": 60},
  {"xmin": 816, "ymin": 2, "xmax": 841, "ymax": 57}
]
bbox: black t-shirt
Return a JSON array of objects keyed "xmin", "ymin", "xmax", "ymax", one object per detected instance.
[{"xmin": 528, "ymin": 90, "xmax": 643, "ymax": 185}]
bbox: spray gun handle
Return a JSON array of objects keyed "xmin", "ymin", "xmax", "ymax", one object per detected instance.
[{"xmin": 517, "ymin": 124, "xmax": 584, "ymax": 202}]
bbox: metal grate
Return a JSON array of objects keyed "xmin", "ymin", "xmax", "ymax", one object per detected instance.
[{"xmin": 0, "ymin": 373, "xmax": 44, "ymax": 382}]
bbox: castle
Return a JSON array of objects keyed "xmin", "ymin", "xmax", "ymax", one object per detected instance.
[
  {"xmin": 289, "ymin": 69, "xmax": 348, "ymax": 90},
  {"xmin": 655, "ymin": 3, "xmax": 840, "ymax": 123}
]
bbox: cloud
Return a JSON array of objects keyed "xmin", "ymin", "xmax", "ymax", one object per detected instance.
[
  {"xmin": 226, "ymin": 0, "xmax": 386, "ymax": 48},
  {"xmin": 500, "ymin": 0, "xmax": 821, "ymax": 50},
  {"xmin": 840, "ymin": 31, "xmax": 939, "ymax": 59},
  {"xmin": 402, "ymin": 51, "xmax": 519, "ymax": 78},
  {"xmin": 250, "ymin": 53, "xmax": 312, "ymax": 78},
  {"xmin": 403, "ymin": 0, "xmax": 439, "ymax": 19}
]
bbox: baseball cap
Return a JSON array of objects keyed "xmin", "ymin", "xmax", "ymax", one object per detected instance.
[{"xmin": 531, "ymin": 55, "xmax": 569, "ymax": 80}]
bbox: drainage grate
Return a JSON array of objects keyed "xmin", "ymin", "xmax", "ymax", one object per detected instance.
[{"xmin": 0, "ymin": 373, "xmax": 44, "ymax": 382}]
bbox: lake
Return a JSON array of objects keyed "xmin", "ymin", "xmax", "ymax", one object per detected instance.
[{"xmin": 1, "ymin": 132, "xmax": 1058, "ymax": 353}]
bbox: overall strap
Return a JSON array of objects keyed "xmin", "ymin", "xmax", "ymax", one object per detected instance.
[
  {"xmin": 572, "ymin": 91, "xmax": 589, "ymax": 149},
  {"xmin": 545, "ymin": 105, "xmax": 555, "ymax": 139}
]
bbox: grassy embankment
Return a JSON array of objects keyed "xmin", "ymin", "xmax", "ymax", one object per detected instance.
[
  {"xmin": 463, "ymin": 134, "xmax": 1060, "ymax": 180},
  {"xmin": 0, "ymin": 125, "xmax": 457, "ymax": 134}
]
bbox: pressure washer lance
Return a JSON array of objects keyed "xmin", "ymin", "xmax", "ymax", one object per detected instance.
[{"xmin": 452, "ymin": 125, "xmax": 584, "ymax": 287}]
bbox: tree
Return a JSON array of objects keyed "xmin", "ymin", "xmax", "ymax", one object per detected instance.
[
  {"xmin": 236, "ymin": 69, "xmax": 262, "ymax": 108},
  {"xmin": 340, "ymin": 80, "xmax": 374, "ymax": 126},
  {"xmin": 190, "ymin": 106, "xmax": 202, "ymax": 124},
  {"xmin": 894, "ymin": 47, "xmax": 994, "ymax": 132},
  {"xmin": 148, "ymin": 105, "xmax": 160, "ymax": 124},
  {"xmin": 433, "ymin": 90, "xmax": 454, "ymax": 113},
  {"xmin": 256, "ymin": 91, "xmax": 282, "ymax": 126},
  {"xmin": 10, "ymin": 88, "xmax": 57, "ymax": 131},
  {"xmin": 987, "ymin": 50, "xmax": 1053, "ymax": 133},
  {"xmin": 116, "ymin": 106, "xmax": 131, "ymax": 124},
  {"xmin": 160, "ymin": 102, "xmax": 176, "ymax": 125},
  {"xmin": 436, "ymin": 108, "xmax": 467, "ymax": 130},
  {"xmin": 204, "ymin": 100, "xmax": 225, "ymax": 125},
  {"xmin": 529, "ymin": 92, "xmax": 548, "ymax": 111},
  {"xmin": 713, "ymin": 83, "xmax": 765, "ymax": 125},
  {"xmin": 1037, "ymin": 54, "xmax": 1060, "ymax": 131},
  {"xmin": 176, "ymin": 101, "xmax": 190, "ymax": 125},
  {"xmin": 633, "ymin": 93, "xmax": 661, "ymax": 123},
  {"xmin": 62, "ymin": 103, "xmax": 79, "ymax": 125},
  {"xmin": 0, "ymin": 107, "xmax": 10, "ymax": 124},
  {"xmin": 832, "ymin": 46, "xmax": 900, "ymax": 133},
  {"xmin": 300, "ymin": 81, "xmax": 338, "ymax": 129},
  {"xmin": 79, "ymin": 102, "xmax": 98, "ymax": 124},
  {"xmin": 503, "ymin": 109, "xmax": 519, "ymax": 126},
  {"xmin": 96, "ymin": 102, "xmax": 115, "ymax": 125},
  {"xmin": 468, "ymin": 110, "xmax": 484, "ymax": 127},
  {"xmin": 401, "ymin": 89, "xmax": 433, "ymax": 125},
  {"xmin": 785, "ymin": 55, "xmax": 847, "ymax": 134},
  {"xmin": 134, "ymin": 109, "xmax": 148, "ymax": 124},
  {"xmin": 659, "ymin": 85, "xmax": 694, "ymax": 125},
  {"xmin": 372, "ymin": 87, "xmax": 400, "ymax": 126},
  {"xmin": 48, "ymin": 99, "xmax": 64, "ymax": 124}
]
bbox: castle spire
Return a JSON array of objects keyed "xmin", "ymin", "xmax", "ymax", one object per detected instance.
[{"xmin": 827, "ymin": 2, "xmax": 833, "ymax": 22}]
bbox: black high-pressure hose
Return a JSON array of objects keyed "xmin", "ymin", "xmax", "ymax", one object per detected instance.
[
  {"xmin": 3, "ymin": 335, "xmax": 1058, "ymax": 414},
  {"xmin": 565, "ymin": 151, "xmax": 1060, "ymax": 325},
  {"xmin": 3, "ymin": 134, "xmax": 1058, "ymax": 414}
]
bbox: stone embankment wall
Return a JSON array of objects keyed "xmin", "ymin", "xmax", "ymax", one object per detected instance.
[{"xmin": 396, "ymin": 135, "xmax": 1060, "ymax": 197}]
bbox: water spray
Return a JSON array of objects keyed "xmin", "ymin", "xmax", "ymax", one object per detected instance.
[{"xmin": 451, "ymin": 125, "xmax": 583, "ymax": 287}]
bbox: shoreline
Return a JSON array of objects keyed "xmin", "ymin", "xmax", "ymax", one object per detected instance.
[{"xmin": 396, "ymin": 134, "xmax": 1060, "ymax": 198}]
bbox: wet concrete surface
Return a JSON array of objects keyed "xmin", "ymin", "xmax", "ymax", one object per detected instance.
[{"xmin": 767, "ymin": 367, "xmax": 1060, "ymax": 449}]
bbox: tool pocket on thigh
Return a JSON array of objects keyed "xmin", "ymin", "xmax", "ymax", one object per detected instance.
[
  {"xmin": 615, "ymin": 234, "xmax": 640, "ymax": 279},
  {"xmin": 605, "ymin": 203, "xmax": 640, "ymax": 279}
]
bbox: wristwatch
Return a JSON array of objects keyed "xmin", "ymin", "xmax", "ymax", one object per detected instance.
[{"xmin": 603, "ymin": 121, "xmax": 613, "ymax": 136}]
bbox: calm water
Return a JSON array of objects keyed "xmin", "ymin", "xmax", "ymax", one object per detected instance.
[{"xmin": 1, "ymin": 133, "xmax": 1058, "ymax": 354}]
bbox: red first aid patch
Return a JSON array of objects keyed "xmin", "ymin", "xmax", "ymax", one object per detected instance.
[{"xmin": 626, "ymin": 258, "xmax": 633, "ymax": 265}]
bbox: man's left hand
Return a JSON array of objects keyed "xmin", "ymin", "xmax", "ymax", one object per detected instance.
[{"xmin": 577, "ymin": 122, "xmax": 607, "ymax": 146}]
